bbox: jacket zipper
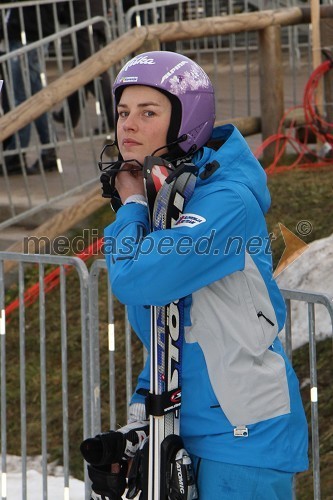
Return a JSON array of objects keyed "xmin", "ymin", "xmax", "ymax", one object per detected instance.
[{"xmin": 257, "ymin": 311, "xmax": 275, "ymax": 326}]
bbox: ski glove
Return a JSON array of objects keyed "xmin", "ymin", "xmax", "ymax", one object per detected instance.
[
  {"xmin": 80, "ymin": 420, "xmax": 149, "ymax": 466},
  {"xmin": 88, "ymin": 462, "xmax": 128, "ymax": 500},
  {"xmin": 80, "ymin": 404, "xmax": 149, "ymax": 500}
]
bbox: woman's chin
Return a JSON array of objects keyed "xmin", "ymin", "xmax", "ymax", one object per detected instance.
[{"xmin": 120, "ymin": 151, "xmax": 143, "ymax": 164}]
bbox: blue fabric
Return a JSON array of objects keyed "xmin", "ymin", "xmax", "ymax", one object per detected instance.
[
  {"xmin": 191, "ymin": 456, "xmax": 293, "ymax": 500},
  {"xmin": 104, "ymin": 124, "xmax": 309, "ymax": 473}
]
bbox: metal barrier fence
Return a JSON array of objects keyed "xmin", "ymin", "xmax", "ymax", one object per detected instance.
[
  {"xmin": 0, "ymin": 252, "xmax": 91, "ymax": 499},
  {"xmin": 0, "ymin": 251, "xmax": 332, "ymax": 499},
  {"xmin": 124, "ymin": 0, "xmax": 311, "ymax": 57},
  {"xmin": 282, "ymin": 289, "xmax": 333, "ymax": 500},
  {"xmin": 0, "ymin": 0, "xmax": 328, "ymax": 234},
  {"xmin": 0, "ymin": 0, "xmax": 117, "ymax": 234},
  {"xmin": 88, "ymin": 258, "xmax": 142, "ymax": 437}
]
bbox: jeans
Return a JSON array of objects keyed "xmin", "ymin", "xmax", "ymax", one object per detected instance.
[
  {"xmin": 63, "ymin": 27, "xmax": 113, "ymax": 129},
  {"xmin": 6, "ymin": 40, "xmax": 51, "ymax": 151}
]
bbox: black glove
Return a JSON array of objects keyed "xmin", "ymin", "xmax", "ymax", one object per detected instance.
[
  {"xmin": 81, "ymin": 404, "xmax": 149, "ymax": 500},
  {"xmin": 87, "ymin": 462, "xmax": 127, "ymax": 500},
  {"xmin": 126, "ymin": 436, "xmax": 149, "ymax": 500},
  {"xmin": 80, "ymin": 420, "xmax": 149, "ymax": 466}
]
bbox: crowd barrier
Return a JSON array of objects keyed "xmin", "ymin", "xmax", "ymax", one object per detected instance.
[{"xmin": 0, "ymin": 251, "xmax": 332, "ymax": 499}]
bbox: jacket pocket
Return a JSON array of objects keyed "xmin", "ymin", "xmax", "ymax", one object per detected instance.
[{"xmin": 239, "ymin": 272, "xmax": 278, "ymax": 356}]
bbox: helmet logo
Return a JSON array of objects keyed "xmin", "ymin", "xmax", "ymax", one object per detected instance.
[
  {"xmin": 169, "ymin": 66, "xmax": 211, "ymax": 95},
  {"xmin": 122, "ymin": 55, "xmax": 156, "ymax": 72},
  {"xmin": 160, "ymin": 61, "xmax": 188, "ymax": 84},
  {"xmin": 119, "ymin": 76, "xmax": 138, "ymax": 83}
]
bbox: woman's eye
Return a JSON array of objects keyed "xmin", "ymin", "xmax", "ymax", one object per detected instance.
[
  {"xmin": 144, "ymin": 110, "xmax": 155, "ymax": 117},
  {"xmin": 118, "ymin": 111, "xmax": 128, "ymax": 118}
]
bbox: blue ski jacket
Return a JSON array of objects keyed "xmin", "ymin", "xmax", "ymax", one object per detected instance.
[{"xmin": 104, "ymin": 124, "xmax": 309, "ymax": 473}]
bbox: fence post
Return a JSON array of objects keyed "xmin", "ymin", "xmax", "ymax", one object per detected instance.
[{"xmin": 258, "ymin": 25, "xmax": 284, "ymax": 161}]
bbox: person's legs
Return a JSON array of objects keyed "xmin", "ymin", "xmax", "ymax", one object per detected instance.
[
  {"xmin": 76, "ymin": 29, "xmax": 113, "ymax": 130},
  {"xmin": 1, "ymin": 57, "xmax": 13, "ymax": 151},
  {"xmin": 53, "ymin": 30, "xmax": 90, "ymax": 128},
  {"xmin": 91, "ymin": 31, "xmax": 113, "ymax": 130},
  {"xmin": 67, "ymin": 29, "xmax": 91, "ymax": 126},
  {"xmin": 53, "ymin": 28, "xmax": 113, "ymax": 131},
  {"xmin": 6, "ymin": 40, "xmax": 31, "ymax": 151},
  {"xmin": 99, "ymin": 69, "xmax": 113, "ymax": 130},
  {"xmin": 0, "ymin": 41, "xmax": 29, "ymax": 173},
  {"xmin": 52, "ymin": 73, "xmax": 82, "ymax": 128},
  {"xmin": 191, "ymin": 456, "xmax": 293, "ymax": 500},
  {"xmin": 28, "ymin": 48, "xmax": 52, "ymax": 148},
  {"xmin": 255, "ymin": 467, "xmax": 293, "ymax": 500},
  {"xmin": 25, "ymin": 48, "xmax": 58, "ymax": 174}
]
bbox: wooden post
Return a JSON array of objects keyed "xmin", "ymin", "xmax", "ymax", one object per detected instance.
[
  {"xmin": 321, "ymin": 19, "xmax": 333, "ymax": 130},
  {"xmin": 258, "ymin": 25, "xmax": 284, "ymax": 161},
  {"xmin": 135, "ymin": 37, "xmax": 160, "ymax": 54},
  {"xmin": 311, "ymin": 0, "xmax": 322, "ymax": 71},
  {"xmin": 311, "ymin": 0, "xmax": 324, "ymax": 152}
]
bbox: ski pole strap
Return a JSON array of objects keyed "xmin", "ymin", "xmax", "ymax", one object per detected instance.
[{"xmin": 145, "ymin": 387, "xmax": 181, "ymax": 417}]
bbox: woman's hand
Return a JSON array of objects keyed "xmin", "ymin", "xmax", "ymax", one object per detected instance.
[{"xmin": 115, "ymin": 163, "xmax": 145, "ymax": 203}]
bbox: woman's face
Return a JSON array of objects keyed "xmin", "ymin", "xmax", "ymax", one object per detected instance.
[{"xmin": 117, "ymin": 85, "xmax": 172, "ymax": 165}]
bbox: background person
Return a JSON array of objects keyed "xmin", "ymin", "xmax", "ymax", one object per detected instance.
[
  {"xmin": 52, "ymin": 0, "xmax": 113, "ymax": 132},
  {"xmin": 0, "ymin": 0, "xmax": 58, "ymax": 175}
]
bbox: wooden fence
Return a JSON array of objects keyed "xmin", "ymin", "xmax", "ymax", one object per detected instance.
[{"xmin": 1, "ymin": 6, "xmax": 333, "ymax": 145}]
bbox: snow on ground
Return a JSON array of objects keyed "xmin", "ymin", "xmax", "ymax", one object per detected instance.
[
  {"xmin": 0, "ymin": 454, "xmax": 137, "ymax": 499},
  {"xmin": 0, "ymin": 455, "xmax": 85, "ymax": 499},
  {"xmin": 2, "ymin": 469, "xmax": 85, "ymax": 499},
  {"xmin": 1, "ymin": 235, "xmax": 332, "ymax": 498},
  {"xmin": 276, "ymin": 232, "xmax": 333, "ymax": 349}
]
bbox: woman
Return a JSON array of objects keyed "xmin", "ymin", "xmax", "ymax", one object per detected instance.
[{"xmin": 88, "ymin": 51, "xmax": 308, "ymax": 499}]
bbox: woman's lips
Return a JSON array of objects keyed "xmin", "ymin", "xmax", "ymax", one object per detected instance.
[{"xmin": 122, "ymin": 139, "xmax": 141, "ymax": 146}]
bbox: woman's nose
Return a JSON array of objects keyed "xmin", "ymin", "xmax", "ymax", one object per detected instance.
[{"xmin": 122, "ymin": 112, "xmax": 138, "ymax": 131}]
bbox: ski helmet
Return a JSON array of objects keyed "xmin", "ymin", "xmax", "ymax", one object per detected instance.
[{"xmin": 113, "ymin": 51, "xmax": 215, "ymax": 154}]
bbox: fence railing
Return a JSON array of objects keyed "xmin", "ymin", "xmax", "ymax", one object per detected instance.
[
  {"xmin": 281, "ymin": 288, "xmax": 333, "ymax": 500},
  {"xmin": 0, "ymin": 252, "xmax": 332, "ymax": 499},
  {"xmin": 0, "ymin": 252, "xmax": 91, "ymax": 499}
]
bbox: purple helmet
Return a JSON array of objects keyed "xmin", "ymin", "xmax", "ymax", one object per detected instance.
[{"xmin": 113, "ymin": 51, "xmax": 215, "ymax": 154}]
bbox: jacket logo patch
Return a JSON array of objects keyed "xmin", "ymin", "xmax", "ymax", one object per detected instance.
[{"xmin": 174, "ymin": 213, "xmax": 206, "ymax": 227}]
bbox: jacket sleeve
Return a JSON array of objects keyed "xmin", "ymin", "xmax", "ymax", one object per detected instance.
[
  {"xmin": 130, "ymin": 354, "xmax": 150, "ymax": 405},
  {"xmin": 104, "ymin": 187, "xmax": 247, "ymax": 306}
]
